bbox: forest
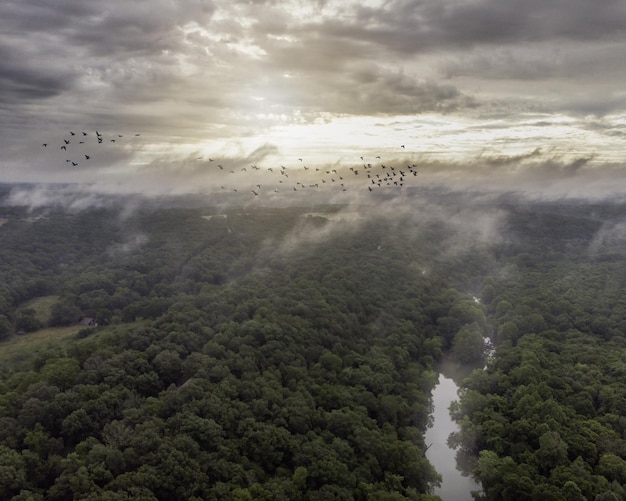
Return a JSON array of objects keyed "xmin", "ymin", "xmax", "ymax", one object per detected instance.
[{"xmin": 0, "ymin": 184, "xmax": 625, "ymax": 500}]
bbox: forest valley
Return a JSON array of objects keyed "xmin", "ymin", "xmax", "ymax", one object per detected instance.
[{"xmin": 0, "ymin": 184, "xmax": 625, "ymax": 500}]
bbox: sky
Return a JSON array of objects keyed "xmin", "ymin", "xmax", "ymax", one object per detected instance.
[{"xmin": 2, "ymin": 0, "xmax": 626, "ymax": 199}]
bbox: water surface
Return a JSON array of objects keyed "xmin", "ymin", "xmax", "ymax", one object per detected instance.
[{"xmin": 425, "ymin": 359, "xmax": 482, "ymax": 501}]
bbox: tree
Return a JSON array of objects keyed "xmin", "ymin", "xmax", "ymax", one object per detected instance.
[
  {"xmin": 15, "ymin": 308, "xmax": 42, "ymax": 333},
  {"xmin": 452, "ymin": 323, "xmax": 485, "ymax": 364},
  {"xmin": 49, "ymin": 297, "xmax": 81, "ymax": 327},
  {"xmin": 151, "ymin": 350, "xmax": 183, "ymax": 386},
  {"xmin": 596, "ymin": 453, "xmax": 626, "ymax": 485},
  {"xmin": 40, "ymin": 357, "xmax": 81, "ymax": 391},
  {"xmin": 536, "ymin": 431, "xmax": 569, "ymax": 475},
  {"xmin": 0, "ymin": 314, "xmax": 11, "ymax": 340},
  {"xmin": 0, "ymin": 444, "xmax": 26, "ymax": 499}
]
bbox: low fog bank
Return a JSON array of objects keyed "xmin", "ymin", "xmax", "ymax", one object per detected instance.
[
  {"xmin": 3, "ymin": 149, "xmax": 626, "ymax": 261},
  {"xmin": 5, "ymin": 147, "xmax": 626, "ymax": 209}
]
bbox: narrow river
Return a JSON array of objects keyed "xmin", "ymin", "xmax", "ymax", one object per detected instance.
[{"xmin": 425, "ymin": 358, "xmax": 482, "ymax": 501}]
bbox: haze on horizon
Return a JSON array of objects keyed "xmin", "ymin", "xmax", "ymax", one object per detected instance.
[{"xmin": 2, "ymin": 0, "xmax": 626, "ymax": 200}]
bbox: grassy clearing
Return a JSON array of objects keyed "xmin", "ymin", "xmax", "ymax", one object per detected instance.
[
  {"xmin": 0, "ymin": 325, "xmax": 82, "ymax": 370},
  {"xmin": 19, "ymin": 295, "xmax": 59, "ymax": 324}
]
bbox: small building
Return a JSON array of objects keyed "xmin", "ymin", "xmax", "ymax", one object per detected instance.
[{"xmin": 78, "ymin": 317, "xmax": 95, "ymax": 326}]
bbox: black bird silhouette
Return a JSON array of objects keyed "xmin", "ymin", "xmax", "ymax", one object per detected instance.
[
  {"xmin": 42, "ymin": 143, "xmax": 47, "ymax": 147},
  {"xmin": 64, "ymin": 139, "xmax": 70, "ymax": 144},
  {"xmin": 61, "ymin": 146, "xmax": 66, "ymax": 150},
  {"xmin": 70, "ymin": 131, "xmax": 75, "ymax": 136},
  {"xmin": 72, "ymin": 161, "xmax": 78, "ymax": 166},
  {"xmin": 85, "ymin": 155, "xmax": 90, "ymax": 159},
  {"xmin": 82, "ymin": 131, "xmax": 87, "ymax": 136}
]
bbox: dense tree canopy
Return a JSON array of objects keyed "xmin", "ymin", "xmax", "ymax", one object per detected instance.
[
  {"xmin": 451, "ymin": 204, "xmax": 626, "ymax": 500},
  {"xmin": 0, "ymin": 197, "xmax": 480, "ymax": 500},
  {"xmin": 1, "ymin": 192, "xmax": 626, "ymax": 500}
]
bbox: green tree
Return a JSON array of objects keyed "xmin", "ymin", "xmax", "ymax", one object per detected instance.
[
  {"xmin": 49, "ymin": 297, "xmax": 81, "ymax": 326},
  {"xmin": 16, "ymin": 308, "xmax": 42, "ymax": 333},
  {"xmin": 0, "ymin": 444, "xmax": 26, "ymax": 499},
  {"xmin": 0, "ymin": 314, "xmax": 11, "ymax": 339},
  {"xmin": 596, "ymin": 453, "xmax": 626, "ymax": 485},
  {"xmin": 452, "ymin": 323, "xmax": 484, "ymax": 364}
]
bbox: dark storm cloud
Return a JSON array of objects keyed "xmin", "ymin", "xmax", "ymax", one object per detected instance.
[
  {"xmin": 439, "ymin": 40, "xmax": 626, "ymax": 84},
  {"xmin": 334, "ymin": 0, "xmax": 626, "ymax": 52},
  {"xmin": 0, "ymin": 47, "xmax": 73, "ymax": 102},
  {"xmin": 2, "ymin": 0, "xmax": 215, "ymax": 54},
  {"xmin": 0, "ymin": 0, "xmax": 216, "ymax": 105}
]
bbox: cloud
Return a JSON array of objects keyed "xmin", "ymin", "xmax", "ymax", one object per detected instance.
[
  {"xmin": 1, "ymin": 0, "xmax": 626, "ymax": 189},
  {"xmin": 107, "ymin": 233, "xmax": 150, "ymax": 257},
  {"xmin": 3, "ymin": 183, "xmax": 127, "ymax": 212},
  {"xmin": 0, "ymin": 44, "xmax": 74, "ymax": 102},
  {"xmin": 588, "ymin": 220, "xmax": 626, "ymax": 255},
  {"xmin": 413, "ymin": 149, "xmax": 626, "ymax": 201}
]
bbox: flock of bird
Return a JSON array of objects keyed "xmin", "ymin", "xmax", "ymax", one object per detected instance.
[
  {"xmin": 41, "ymin": 131, "xmax": 418, "ymax": 195},
  {"xmin": 202, "ymin": 146, "xmax": 419, "ymax": 197},
  {"xmin": 42, "ymin": 130, "xmax": 141, "ymax": 168}
]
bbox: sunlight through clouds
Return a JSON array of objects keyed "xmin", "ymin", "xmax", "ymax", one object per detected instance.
[{"xmin": 1, "ymin": 0, "xmax": 625, "ymax": 198}]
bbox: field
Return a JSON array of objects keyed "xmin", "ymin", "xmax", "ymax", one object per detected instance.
[
  {"xmin": 19, "ymin": 295, "xmax": 59, "ymax": 325},
  {"xmin": 0, "ymin": 325, "xmax": 83, "ymax": 370}
]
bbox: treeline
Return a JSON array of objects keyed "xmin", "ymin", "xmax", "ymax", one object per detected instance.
[
  {"xmin": 452, "ymin": 204, "xmax": 626, "ymax": 500},
  {"xmin": 0, "ymin": 202, "xmax": 485, "ymax": 500}
]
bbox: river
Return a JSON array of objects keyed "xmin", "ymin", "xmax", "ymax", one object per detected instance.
[{"xmin": 425, "ymin": 357, "xmax": 482, "ymax": 501}]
